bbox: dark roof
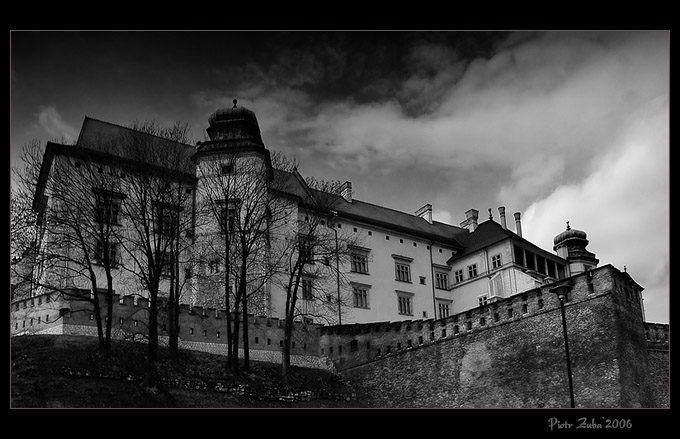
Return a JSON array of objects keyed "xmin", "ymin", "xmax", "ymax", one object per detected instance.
[
  {"xmin": 270, "ymin": 168, "xmax": 467, "ymax": 247},
  {"xmin": 76, "ymin": 117, "xmax": 196, "ymax": 174},
  {"xmin": 447, "ymin": 219, "xmax": 567, "ymax": 264}
]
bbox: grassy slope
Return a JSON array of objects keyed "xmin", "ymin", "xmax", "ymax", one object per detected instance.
[{"xmin": 10, "ymin": 335, "xmax": 361, "ymax": 408}]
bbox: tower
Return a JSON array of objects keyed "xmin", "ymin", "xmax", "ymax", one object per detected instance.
[
  {"xmin": 553, "ymin": 222, "xmax": 599, "ymax": 275},
  {"xmin": 191, "ymin": 101, "xmax": 274, "ymax": 313}
]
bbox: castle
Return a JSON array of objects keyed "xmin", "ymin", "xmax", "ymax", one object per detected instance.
[{"xmin": 11, "ymin": 104, "xmax": 668, "ymax": 407}]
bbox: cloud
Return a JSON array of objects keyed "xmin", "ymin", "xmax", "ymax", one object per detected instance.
[
  {"xmin": 522, "ymin": 96, "xmax": 669, "ymax": 323},
  {"xmin": 36, "ymin": 105, "xmax": 78, "ymax": 143}
]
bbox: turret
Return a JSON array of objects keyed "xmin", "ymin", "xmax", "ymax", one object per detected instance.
[{"xmin": 553, "ymin": 221, "xmax": 599, "ymax": 275}]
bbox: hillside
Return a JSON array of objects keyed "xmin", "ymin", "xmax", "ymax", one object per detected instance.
[{"xmin": 10, "ymin": 335, "xmax": 362, "ymax": 408}]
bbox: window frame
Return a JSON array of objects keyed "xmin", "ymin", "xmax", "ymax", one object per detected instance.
[{"xmin": 435, "ymin": 271, "xmax": 449, "ymax": 290}]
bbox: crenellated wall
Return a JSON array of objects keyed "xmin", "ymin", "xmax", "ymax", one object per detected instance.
[
  {"xmin": 11, "ymin": 289, "xmax": 329, "ymax": 369},
  {"xmin": 319, "ymin": 265, "xmax": 666, "ymax": 407},
  {"xmin": 11, "ymin": 264, "xmax": 668, "ymax": 407}
]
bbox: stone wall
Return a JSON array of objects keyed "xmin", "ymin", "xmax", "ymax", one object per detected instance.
[
  {"xmin": 11, "ymin": 289, "xmax": 329, "ymax": 370},
  {"xmin": 320, "ymin": 265, "xmax": 666, "ymax": 408}
]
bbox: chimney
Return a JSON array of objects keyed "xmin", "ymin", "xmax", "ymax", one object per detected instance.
[
  {"xmin": 340, "ymin": 181, "xmax": 353, "ymax": 203},
  {"xmin": 415, "ymin": 203, "xmax": 433, "ymax": 224},
  {"xmin": 498, "ymin": 206, "xmax": 507, "ymax": 229},
  {"xmin": 514, "ymin": 212, "xmax": 523, "ymax": 237},
  {"xmin": 460, "ymin": 209, "xmax": 479, "ymax": 232}
]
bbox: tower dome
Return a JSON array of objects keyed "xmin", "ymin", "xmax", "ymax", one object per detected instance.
[
  {"xmin": 553, "ymin": 221, "xmax": 599, "ymax": 274},
  {"xmin": 196, "ymin": 100, "xmax": 266, "ymax": 157},
  {"xmin": 553, "ymin": 221, "xmax": 588, "ymax": 247}
]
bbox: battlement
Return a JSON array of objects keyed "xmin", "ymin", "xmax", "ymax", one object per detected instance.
[
  {"xmin": 11, "ymin": 289, "xmax": 325, "ymax": 360},
  {"xmin": 320, "ymin": 264, "xmax": 646, "ymax": 371},
  {"xmin": 645, "ymin": 322, "xmax": 669, "ymax": 350}
]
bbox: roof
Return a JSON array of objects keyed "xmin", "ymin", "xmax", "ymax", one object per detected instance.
[
  {"xmin": 76, "ymin": 117, "xmax": 196, "ymax": 174},
  {"xmin": 270, "ymin": 168, "xmax": 467, "ymax": 247},
  {"xmin": 447, "ymin": 219, "xmax": 567, "ymax": 264}
]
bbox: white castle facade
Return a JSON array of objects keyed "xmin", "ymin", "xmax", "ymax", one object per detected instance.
[{"xmin": 19, "ymin": 103, "xmax": 611, "ymax": 327}]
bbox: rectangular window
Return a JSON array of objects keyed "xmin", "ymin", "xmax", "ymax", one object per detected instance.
[
  {"xmin": 395, "ymin": 263, "xmax": 411, "ymax": 282},
  {"xmin": 397, "ymin": 295, "xmax": 413, "ymax": 316},
  {"xmin": 299, "ymin": 235, "xmax": 316, "ymax": 264},
  {"xmin": 435, "ymin": 272, "xmax": 449, "ymax": 289},
  {"xmin": 468, "ymin": 263, "xmax": 478, "ymax": 278},
  {"xmin": 219, "ymin": 201, "xmax": 237, "ymax": 234},
  {"xmin": 353, "ymin": 287, "xmax": 369, "ymax": 309},
  {"xmin": 302, "ymin": 278, "xmax": 314, "ymax": 301},
  {"xmin": 454, "ymin": 269, "xmax": 464, "ymax": 283},
  {"xmin": 492, "ymin": 254, "xmax": 502, "ymax": 269},
  {"xmin": 350, "ymin": 253, "xmax": 369, "ymax": 274},
  {"xmin": 478, "ymin": 295, "xmax": 489, "ymax": 306},
  {"xmin": 438, "ymin": 302, "xmax": 450, "ymax": 319},
  {"xmin": 95, "ymin": 193, "xmax": 122, "ymax": 225},
  {"xmin": 221, "ymin": 164, "xmax": 234, "ymax": 175},
  {"xmin": 95, "ymin": 239, "xmax": 120, "ymax": 267}
]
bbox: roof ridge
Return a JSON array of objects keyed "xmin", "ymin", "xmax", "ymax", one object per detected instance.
[
  {"xmin": 81, "ymin": 116, "xmax": 193, "ymax": 149},
  {"xmin": 351, "ymin": 198, "xmax": 466, "ymax": 231}
]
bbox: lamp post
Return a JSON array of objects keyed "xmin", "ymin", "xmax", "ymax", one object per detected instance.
[{"xmin": 549, "ymin": 283, "xmax": 575, "ymax": 408}]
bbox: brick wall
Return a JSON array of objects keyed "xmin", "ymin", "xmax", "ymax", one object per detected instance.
[{"xmin": 321, "ymin": 265, "xmax": 666, "ymax": 408}]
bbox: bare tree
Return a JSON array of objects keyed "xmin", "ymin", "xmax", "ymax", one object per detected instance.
[
  {"xmin": 11, "ymin": 138, "xmax": 124, "ymax": 354},
  {"xmin": 111, "ymin": 120, "xmax": 195, "ymax": 385},
  {"xmin": 195, "ymin": 149, "xmax": 291, "ymax": 373},
  {"xmin": 269, "ymin": 172, "xmax": 362, "ymax": 385}
]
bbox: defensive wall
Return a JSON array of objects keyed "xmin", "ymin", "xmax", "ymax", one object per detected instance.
[
  {"xmin": 319, "ymin": 264, "xmax": 669, "ymax": 408},
  {"xmin": 10, "ymin": 264, "xmax": 668, "ymax": 408},
  {"xmin": 11, "ymin": 290, "xmax": 331, "ymax": 370}
]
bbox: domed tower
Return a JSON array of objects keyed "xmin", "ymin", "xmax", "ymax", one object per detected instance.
[
  {"xmin": 194, "ymin": 99, "xmax": 271, "ymax": 170},
  {"xmin": 553, "ymin": 222, "xmax": 599, "ymax": 275}
]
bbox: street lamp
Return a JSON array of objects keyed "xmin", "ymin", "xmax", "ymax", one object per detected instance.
[{"xmin": 549, "ymin": 283, "xmax": 575, "ymax": 408}]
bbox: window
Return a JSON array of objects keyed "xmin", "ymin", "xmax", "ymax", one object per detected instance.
[
  {"xmin": 397, "ymin": 295, "xmax": 413, "ymax": 316},
  {"xmin": 208, "ymin": 259, "xmax": 221, "ymax": 274},
  {"xmin": 454, "ymin": 269, "xmax": 464, "ymax": 283},
  {"xmin": 95, "ymin": 192, "xmax": 122, "ymax": 225},
  {"xmin": 419, "ymin": 276, "xmax": 426, "ymax": 285},
  {"xmin": 219, "ymin": 200, "xmax": 237, "ymax": 234},
  {"xmin": 161, "ymin": 252, "xmax": 175, "ymax": 277},
  {"xmin": 395, "ymin": 263, "xmax": 411, "ymax": 282},
  {"xmin": 154, "ymin": 203, "xmax": 180, "ymax": 237},
  {"xmin": 353, "ymin": 287, "xmax": 369, "ymax": 309},
  {"xmin": 95, "ymin": 239, "xmax": 120, "ymax": 267},
  {"xmin": 435, "ymin": 272, "xmax": 449, "ymax": 289},
  {"xmin": 478, "ymin": 295, "xmax": 489, "ymax": 306},
  {"xmin": 302, "ymin": 278, "xmax": 314, "ymax": 301},
  {"xmin": 492, "ymin": 254, "xmax": 502, "ymax": 269},
  {"xmin": 468, "ymin": 264, "xmax": 478, "ymax": 278},
  {"xmin": 350, "ymin": 253, "xmax": 369, "ymax": 274},
  {"xmin": 299, "ymin": 235, "xmax": 316, "ymax": 264},
  {"xmin": 221, "ymin": 164, "xmax": 233, "ymax": 175},
  {"xmin": 438, "ymin": 302, "xmax": 450, "ymax": 319}
]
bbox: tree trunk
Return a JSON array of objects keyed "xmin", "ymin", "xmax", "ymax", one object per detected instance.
[
  {"xmin": 282, "ymin": 264, "xmax": 303, "ymax": 386},
  {"xmin": 231, "ymin": 290, "xmax": 241, "ymax": 374},
  {"xmin": 168, "ymin": 262, "xmax": 179, "ymax": 362},
  {"xmin": 146, "ymin": 285, "xmax": 159, "ymax": 387},
  {"xmin": 104, "ymin": 268, "xmax": 114, "ymax": 355},
  {"xmin": 242, "ymin": 285, "xmax": 250, "ymax": 372}
]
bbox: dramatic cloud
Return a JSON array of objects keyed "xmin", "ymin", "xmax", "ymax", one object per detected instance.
[
  {"xmin": 522, "ymin": 96, "xmax": 669, "ymax": 323},
  {"xmin": 36, "ymin": 105, "xmax": 78, "ymax": 143}
]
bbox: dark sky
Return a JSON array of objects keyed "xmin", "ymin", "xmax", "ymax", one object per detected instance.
[{"xmin": 10, "ymin": 30, "xmax": 669, "ymax": 323}]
